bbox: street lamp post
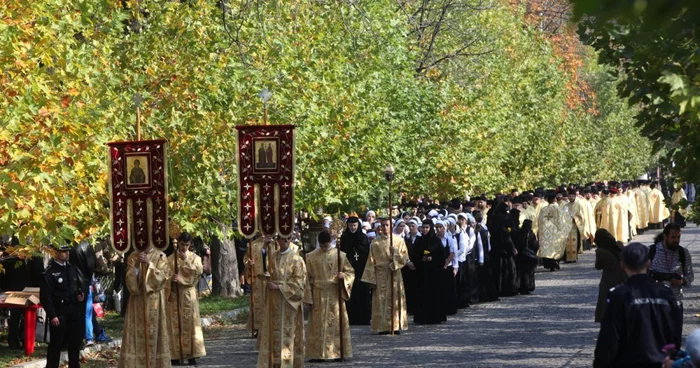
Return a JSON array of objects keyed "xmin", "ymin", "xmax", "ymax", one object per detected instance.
[{"xmin": 383, "ymin": 165, "xmax": 395, "ymax": 335}]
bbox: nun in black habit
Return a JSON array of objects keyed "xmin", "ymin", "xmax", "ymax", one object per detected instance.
[
  {"xmin": 411, "ymin": 220, "xmax": 447, "ymax": 324},
  {"xmin": 515, "ymin": 219, "xmax": 540, "ymax": 294},
  {"xmin": 490, "ymin": 202, "xmax": 519, "ymax": 297},
  {"xmin": 473, "ymin": 211, "xmax": 499, "ymax": 302},
  {"xmin": 339, "ymin": 215, "xmax": 372, "ymax": 325}
]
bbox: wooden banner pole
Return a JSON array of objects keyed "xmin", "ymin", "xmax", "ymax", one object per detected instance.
[
  {"xmin": 174, "ymin": 239, "xmax": 185, "ymax": 365},
  {"xmin": 136, "ymin": 106, "xmax": 142, "ymax": 140},
  {"xmin": 389, "ymin": 181, "xmax": 395, "ymax": 336},
  {"xmin": 338, "ymin": 246, "xmax": 345, "ymax": 360},
  {"xmin": 250, "ymin": 253, "xmax": 256, "ymax": 339},
  {"xmin": 141, "ymin": 250, "xmax": 151, "ymax": 368}
]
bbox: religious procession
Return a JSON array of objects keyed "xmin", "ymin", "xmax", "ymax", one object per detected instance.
[
  {"xmin": 4, "ymin": 0, "xmax": 700, "ymax": 367},
  {"xmin": 241, "ymin": 178, "xmax": 696, "ymax": 367}
]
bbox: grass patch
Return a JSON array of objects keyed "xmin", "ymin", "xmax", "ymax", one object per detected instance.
[
  {"xmin": 199, "ymin": 294, "xmax": 250, "ymax": 317},
  {"xmin": 95, "ymin": 294, "xmax": 249, "ymax": 339},
  {"xmin": 0, "ymin": 329, "xmax": 49, "ymax": 367}
]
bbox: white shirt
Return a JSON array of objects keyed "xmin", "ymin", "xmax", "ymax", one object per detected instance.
[
  {"xmin": 476, "ymin": 223, "xmax": 489, "ymax": 265},
  {"xmin": 455, "ymin": 226, "xmax": 476, "ymax": 262},
  {"xmin": 439, "ymin": 235, "xmax": 459, "ymax": 269}
]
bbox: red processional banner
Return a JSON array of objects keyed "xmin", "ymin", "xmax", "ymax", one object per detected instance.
[
  {"xmin": 107, "ymin": 139, "xmax": 169, "ymax": 253},
  {"xmin": 236, "ymin": 125, "xmax": 295, "ymax": 238}
]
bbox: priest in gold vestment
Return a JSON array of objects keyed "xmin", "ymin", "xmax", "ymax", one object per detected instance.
[
  {"xmin": 257, "ymin": 237, "xmax": 307, "ymax": 368},
  {"xmin": 305, "ymin": 231, "xmax": 355, "ymax": 361},
  {"xmin": 625, "ymin": 187, "xmax": 639, "ymax": 238},
  {"xmin": 595, "ymin": 189, "xmax": 621, "ymax": 240},
  {"xmin": 118, "ymin": 247, "xmax": 171, "ymax": 368},
  {"xmin": 361, "ymin": 218, "xmax": 409, "ymax": 334},
  {"xmin": 532, "ymin": 193, "xmax": 546, "ymax": 237},
  {"xmin": 562, "ymin": 190, "xmax": 587, "ymax": 262},
  {"xmin": 632, "ymin": 182, "xmax": 650, "ymax": 232},
  {"xmin": 648, "ymin": 182, "xmax": 670, "ymax": 228},
  {"xmin": 166, "ymin": 232, "xmax": 206, "ymax": 365},
  {"xmin": 537, "ymin": 193, "xmax": 569, "ymax": 271},
  {"xmin": 244, "ymin": 236, "xmax": 272, "ymax": 338},
  {"xmin": 582, "ymin": 190, "xmax": 597, "ymax": 245},
  {"xmin": 671, "ymin": 185, "xmax": 689, "ymax": 225},
  {"xmin": 615, "ymin": 188, "xmax": 631, "ymax": 243}
]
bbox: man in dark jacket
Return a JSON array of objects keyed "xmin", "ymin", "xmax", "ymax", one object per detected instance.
[
  {"xmin": 594, "ymin": 242, "xmax": 682, "ymax": 368},
  {"xmin": 40, "ymin": 242, "xmax": 85, "ymax": 368}
]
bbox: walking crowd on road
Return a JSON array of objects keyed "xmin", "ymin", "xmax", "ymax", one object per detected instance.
[
  {"xmin": 1, "ymin": 179, "xmax": 697, "ymax": 368},
  {"xmin": 240, "ymin": 179, "xmax": 697, "ymax": 367}
]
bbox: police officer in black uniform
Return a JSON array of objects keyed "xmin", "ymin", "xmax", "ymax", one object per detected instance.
[
  {"xmin": 40, "ymin": 242, "xmax": 85, "ymax": 368},
  {"xmin": 593, "ymin": 242, "xmax": 682, "ymax": 368}
]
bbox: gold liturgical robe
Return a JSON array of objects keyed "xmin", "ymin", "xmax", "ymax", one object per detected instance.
[
  {"xmin": 649, "ymin": 188, "xmax": 670, "ymax": 224},
  {"xmin": 537, "ymin": 203, "xmax": 569, "ymax": 260},
  {"xmin": 563, "ymin": 200, "xmax": 587, "ymax": 261},
  {"xmin": 304, "ymin": 248, "xmax": 355, "ymax": 360},
  {"xmin": 672, "ymin": 188, "xmax": 689, "ymax": 219},
  {"xmin": 633, "ymin": 187, "xmax": 650, "ymax": 229},
  {"xmin": 244, "ymin": 238, "xmax": 270, "ymax": 334},
  {"xmin": 257, "ymin": 248, "xmax": 307, "ymax": 368},
  {"xmin": 616, "ymin": 195, "xmax": 631, "ymax": 243},
  {"xmin": 166, "ymin": 251, "xmax": 206, "ymax": 360},
  {"xmin": 519, "ymin": 205, "xmax": 536, "ymax": 227},
  {"xmin": 361, "ymin": 234, "xmax": 409, "ymax": 333},
  {"xmin": 119, "ymin": 250, "xmax": 171, "ymax": 368},
  {"xmin": 605, "ymin": 195, "xmax": 622, "ymax": 241},
  {"xmin": 595, "ymin": 196, "xmax": 615, "ymax": 238},
  {"xmin": 626, "ymin": 191, "xmax": 639, "ymax": 237},
  {"xmin": 582, "ymin": 199, "xmax": 597, "ymax": 241}
]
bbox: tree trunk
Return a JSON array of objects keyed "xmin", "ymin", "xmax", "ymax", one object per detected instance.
[{"xmin": 211, "ymin": 223, "xmax": 243, "ymax": 297}]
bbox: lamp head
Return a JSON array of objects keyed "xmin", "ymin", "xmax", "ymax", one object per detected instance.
[{"xmin": 384, "ymin": 165, "xmax": 395, "ymax": 182}]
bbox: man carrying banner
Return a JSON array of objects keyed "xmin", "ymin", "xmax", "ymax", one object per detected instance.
[
  {"xmin": 166, "ymin": 232, "xmax": 206, "ymax": 366},
  {"xmin": 361, "ymin": 217, "xmax": 409, "ymax": 334},
  {"xmin": 118, "ymin": 244, "xmax": 171, "ymax": 368},
  {"xmin": 244, "ymin": 235, "xmax": 272, "ymax": 339},
  {"xmin": 305, "ymin": 231, "xmax": 355, "ymax": 362},
  {"xmin": 257, "ymin": 236, "xmax": 307, "ymax": 368}
]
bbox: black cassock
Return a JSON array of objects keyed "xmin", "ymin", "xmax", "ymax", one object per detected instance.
[
  {"xmin": 402, "ymin": 234, "xmax": 420, "ymax": 315},
  {"xmin": 439, "ymin": 236, "xmax": 458, "ymax": 316},
  {"xmin": 476, "ymin": 225, "xmax": 499, "ymax": 302},
  {"xmin": 490, "ymin": 223, "xmax": 519, "ymax": 297},
  {"xmin": 412, "ymin": 234, "xmax": 447, "ymax": 324},
  {"xmin": 340, "ymin": 228, "xmax": 371, "ymax": 325},
  {"xmin": 516, "ymin": 228, "xmax": 540, "ymax": 294},
  {"xmin": 454, "ymin": 231, "xmax": 470, "ymax": 309}
]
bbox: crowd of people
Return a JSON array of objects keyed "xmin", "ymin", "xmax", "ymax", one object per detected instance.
[
  {"xmin": 240, "ymin": 179, "xmax": 696, "ymax": 367},
  {"xmin": 1, "ymin": 179, "xmax": 696, "ymax": 367},
  {"xmin": 0, "ymin": 232, "xmax": 208, "ymax": 368}
]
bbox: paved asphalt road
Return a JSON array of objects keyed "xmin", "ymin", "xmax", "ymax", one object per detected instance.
[{"xmin": 200, "ymin": 224, "xmax": 700, "ymax": 368}]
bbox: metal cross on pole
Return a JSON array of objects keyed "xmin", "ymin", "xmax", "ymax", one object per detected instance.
[{"xmin": 258, "ymin": 88, "xmax": 272, "ymax": 126}]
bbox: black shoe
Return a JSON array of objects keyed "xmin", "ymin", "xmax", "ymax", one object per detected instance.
[
  {"xmin": 308, "ymin": 359, "xmax": 324, "ymax": 363},
  {"xmin": 188, "ymin": 358, "xmax": 198, "ymax": 366},
  {"xmin": 171, "ymin": 360, "xmax": 181, "ymax": 366}
]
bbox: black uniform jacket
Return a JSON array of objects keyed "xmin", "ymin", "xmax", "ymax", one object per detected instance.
[
  {"xmin": 40, "ymin": 259, "xmax": 83, "ymax": 320},
  {"xmin": 594, "ymin": 274, "xmax": 682, "ymax": 368}
]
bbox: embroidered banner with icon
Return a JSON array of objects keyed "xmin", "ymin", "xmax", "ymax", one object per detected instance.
[
  {"xmin": 107, "ymin": 139, "xmax": 169, "ymax": 253},
  {"xmin": 236, "ymin": 125, "xmax": 295, "ymax": 238}
]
